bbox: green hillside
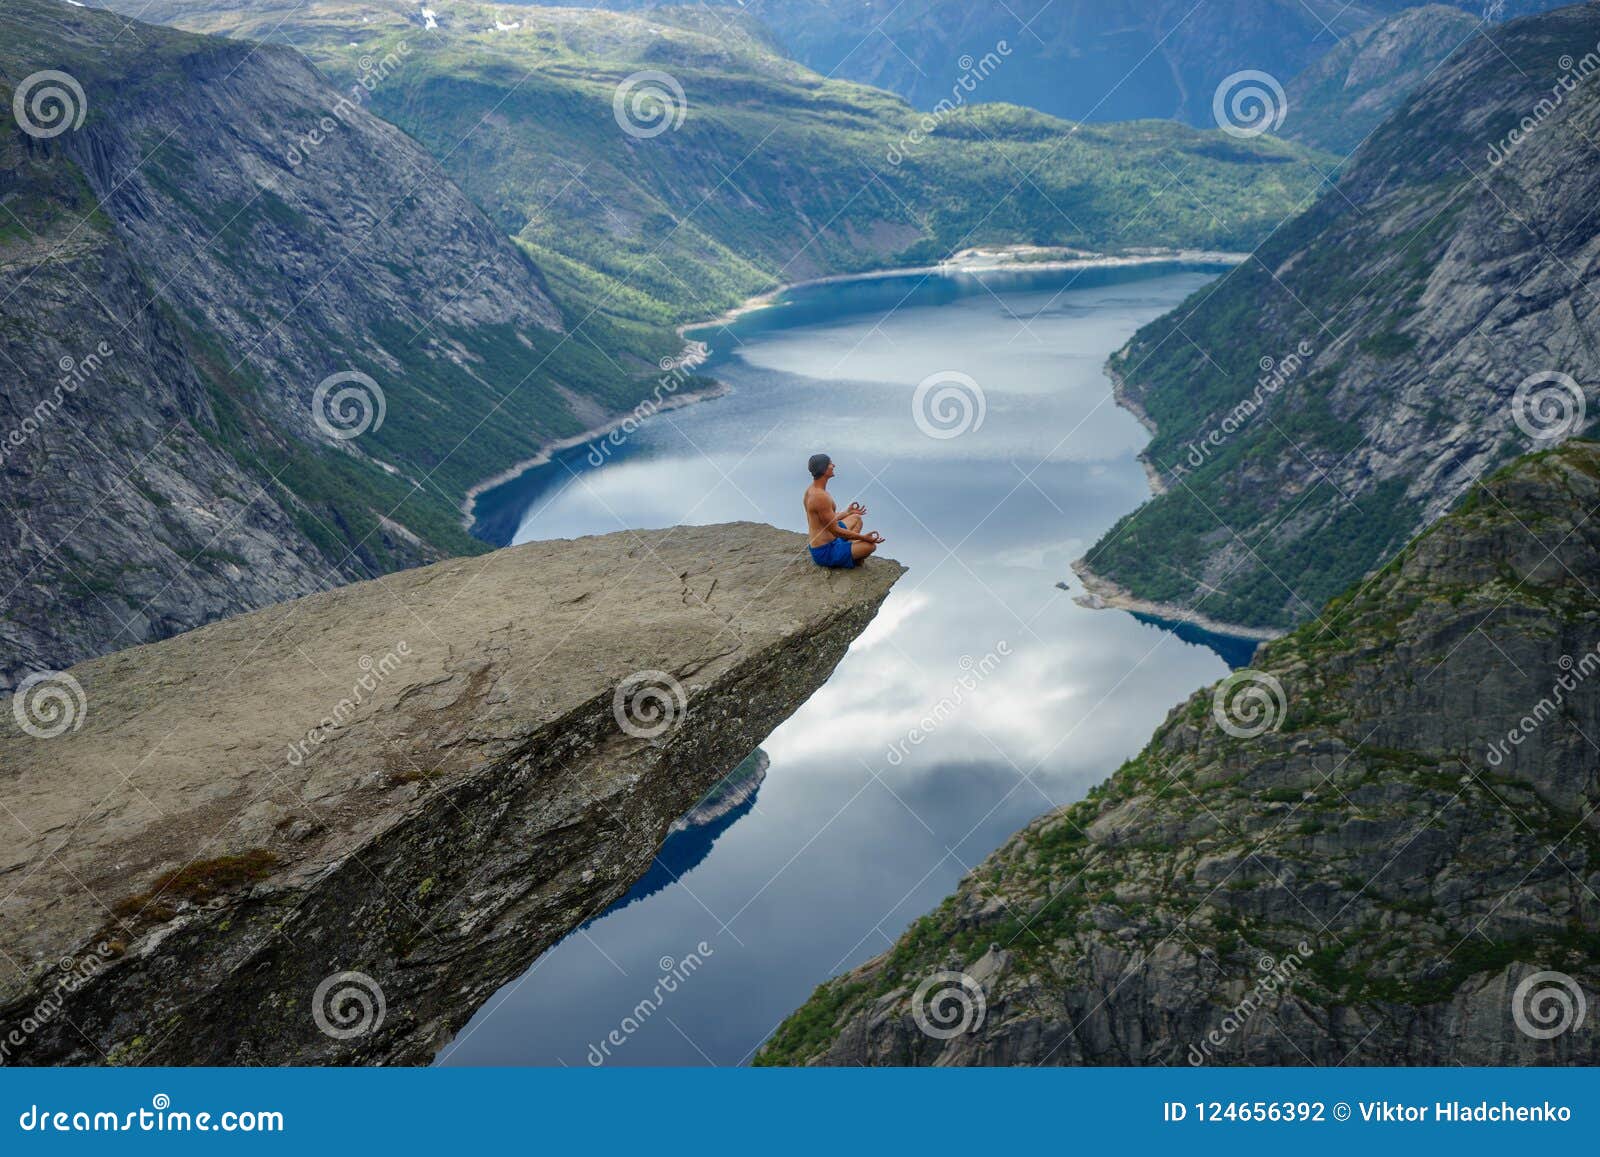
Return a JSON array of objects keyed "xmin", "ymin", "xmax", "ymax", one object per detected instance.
[{"xmin": 108, "ymin": 0, "xmax": 1335, "ymax": 329}]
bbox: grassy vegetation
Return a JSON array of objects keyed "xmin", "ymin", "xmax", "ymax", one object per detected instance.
[
  {"xmin": 111, "ymin": 849, "xmax": 282, "ymax": 925},
  {"xmin": 153, "ymin": 0, "xmax": 1334, "ymax": 333}
]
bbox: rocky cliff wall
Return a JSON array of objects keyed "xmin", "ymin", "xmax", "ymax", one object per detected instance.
[{"xmin": 764, "ymin": 444, "xmax": 1599, "ymax": 1066}]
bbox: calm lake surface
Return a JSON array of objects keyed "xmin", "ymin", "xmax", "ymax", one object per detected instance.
[{"xmin": 442, "ymin": 263, "xmax": 1238, "ymax": 1066}]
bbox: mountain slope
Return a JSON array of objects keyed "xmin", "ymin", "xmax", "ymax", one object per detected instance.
[
  {"xmin": 1078, "ymin": 0, "xmax": 1600, "ymax": 634},
  {"xmin": 1283, "ymin": 4, "xmax": 1482, "ymax": 153},
  {"xmin": 762, "ymin": 441, "xmax": 1600, "ymax": 1066},
  {"xmin": 0, "ymin": 0, "xmax": 657, "ymax": 688},
  {"xmin": 531, "ymin": 0, "xmax": 1572, "ymax": 127},
  {"xmin": 98, "ymin": 0, "xmax": 1334, "ymax": 329}
]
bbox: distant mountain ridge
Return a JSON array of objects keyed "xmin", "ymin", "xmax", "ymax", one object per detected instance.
[
  {"xmin": 528, "ymin": 0, "xmax": 1575, "ymax": 128},
  {"xmin": 93, "ymin": 0, "xmax": 1333, "ymax": 331}
]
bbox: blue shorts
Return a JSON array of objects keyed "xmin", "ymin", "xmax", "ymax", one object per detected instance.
[{"xmin": 809, "ymin": 523, "xmax": 855, "ymax": 569}]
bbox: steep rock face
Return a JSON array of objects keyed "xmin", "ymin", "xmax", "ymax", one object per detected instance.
[
  {"xmin": 762, "ymin": 444, "xmax": 1599, "ymax": 1066},
  {"xmin": 0, "ymin": 523, "xmax": 902, "ymax": 1065},
  {"xmin": 1284, "ymin": 4, "xmax": 1482, "ymax": 154},
  {"xmin": 0, "ymin": 122, "xmax": 339, "ymax": 690},
  {"xmin": 1080, "ymin": 2, "xmax": 1600, "ymax": 633},
  {"xmin": 0, "ymin": 0, "xmax": 653, "ymax": 689}
]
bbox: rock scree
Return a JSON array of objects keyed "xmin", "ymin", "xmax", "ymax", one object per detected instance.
[{"xmin": 0, "ymin": 523, "xmax": 902, "ymax": 1065}]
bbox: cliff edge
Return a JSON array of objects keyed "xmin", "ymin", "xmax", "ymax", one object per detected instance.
[{"xmin": 0, "ymin": 523, "xmax": 902, "ymax": 1065}]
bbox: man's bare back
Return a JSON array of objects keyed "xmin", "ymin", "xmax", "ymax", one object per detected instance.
[{"xmin": 803, "ymin": 453, "xmax": 882, "ymax": 569}]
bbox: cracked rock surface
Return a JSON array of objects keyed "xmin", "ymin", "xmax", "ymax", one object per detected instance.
[{"xmin": 0, "ymin": 522, "xmax": 902, "ymax": 1064}]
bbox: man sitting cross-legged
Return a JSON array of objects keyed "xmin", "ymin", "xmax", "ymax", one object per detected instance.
[{"xmin": 802, "ymin": 453, "xmax": 884, "ymax": 569}]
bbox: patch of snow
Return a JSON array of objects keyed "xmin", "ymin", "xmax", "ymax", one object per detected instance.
[{"xmin": 419, "ymin": 6, "xmax": 438, "ymax": 29}]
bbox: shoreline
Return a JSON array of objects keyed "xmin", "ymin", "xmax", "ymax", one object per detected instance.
[
  {"xmin": 1068, "ymin": 558, "xmax": 1283, "ymax": 643},
  {"xmin": 460, "ymin": 244, "xmax": 1245, "ymax": 534},
  {"xmin": 678, "ymin": 245, "xmax": 1248, "ymax": 340},
  {"xmin": 1075, "ymin": 288, "xmax": 1285, "ymax": 646},
  {"xmin": 457, "ymin": 357, "xmax": 725, "ymax": 531},
  {"xmin": 1104, "ymin": 361, "xmax": 1168, "ymax": 497}
]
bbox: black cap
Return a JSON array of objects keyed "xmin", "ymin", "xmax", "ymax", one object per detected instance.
[{"xmin": 807, "ymin": 453, "xmax": 832, "ymax": 478}]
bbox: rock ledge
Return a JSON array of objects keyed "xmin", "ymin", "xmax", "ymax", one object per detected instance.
[{"xmin": 0, "ymin": 522, "xmax": 901, "ymax": 1064}]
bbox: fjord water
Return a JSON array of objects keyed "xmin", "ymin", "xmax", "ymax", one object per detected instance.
[{"xmin": 444, "ymin": 264, "xmax": 1234, "ymax": 1066}]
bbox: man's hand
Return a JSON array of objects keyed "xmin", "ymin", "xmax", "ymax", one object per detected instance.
[
  {"xmin": 864, "ymin": 531, "xmax": 885, "ymax": 544},
  {"xmin": 846, "ymin": 502, "xmax": 867, "ymax": 517}
]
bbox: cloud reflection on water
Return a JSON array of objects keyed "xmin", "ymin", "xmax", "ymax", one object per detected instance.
[{"xmin": 441, "ymin": 265, "xmax": 1235, "ymax": 1066}]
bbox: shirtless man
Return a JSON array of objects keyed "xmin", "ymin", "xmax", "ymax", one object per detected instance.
[{"xmin": 803, "ymin": 453, "xmax": 883, "ymax": 568}]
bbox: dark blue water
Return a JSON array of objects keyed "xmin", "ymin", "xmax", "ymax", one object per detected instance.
[{"xmin": 441, "ymin": 263, "xmax": 1239, "ymax": 1066}]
